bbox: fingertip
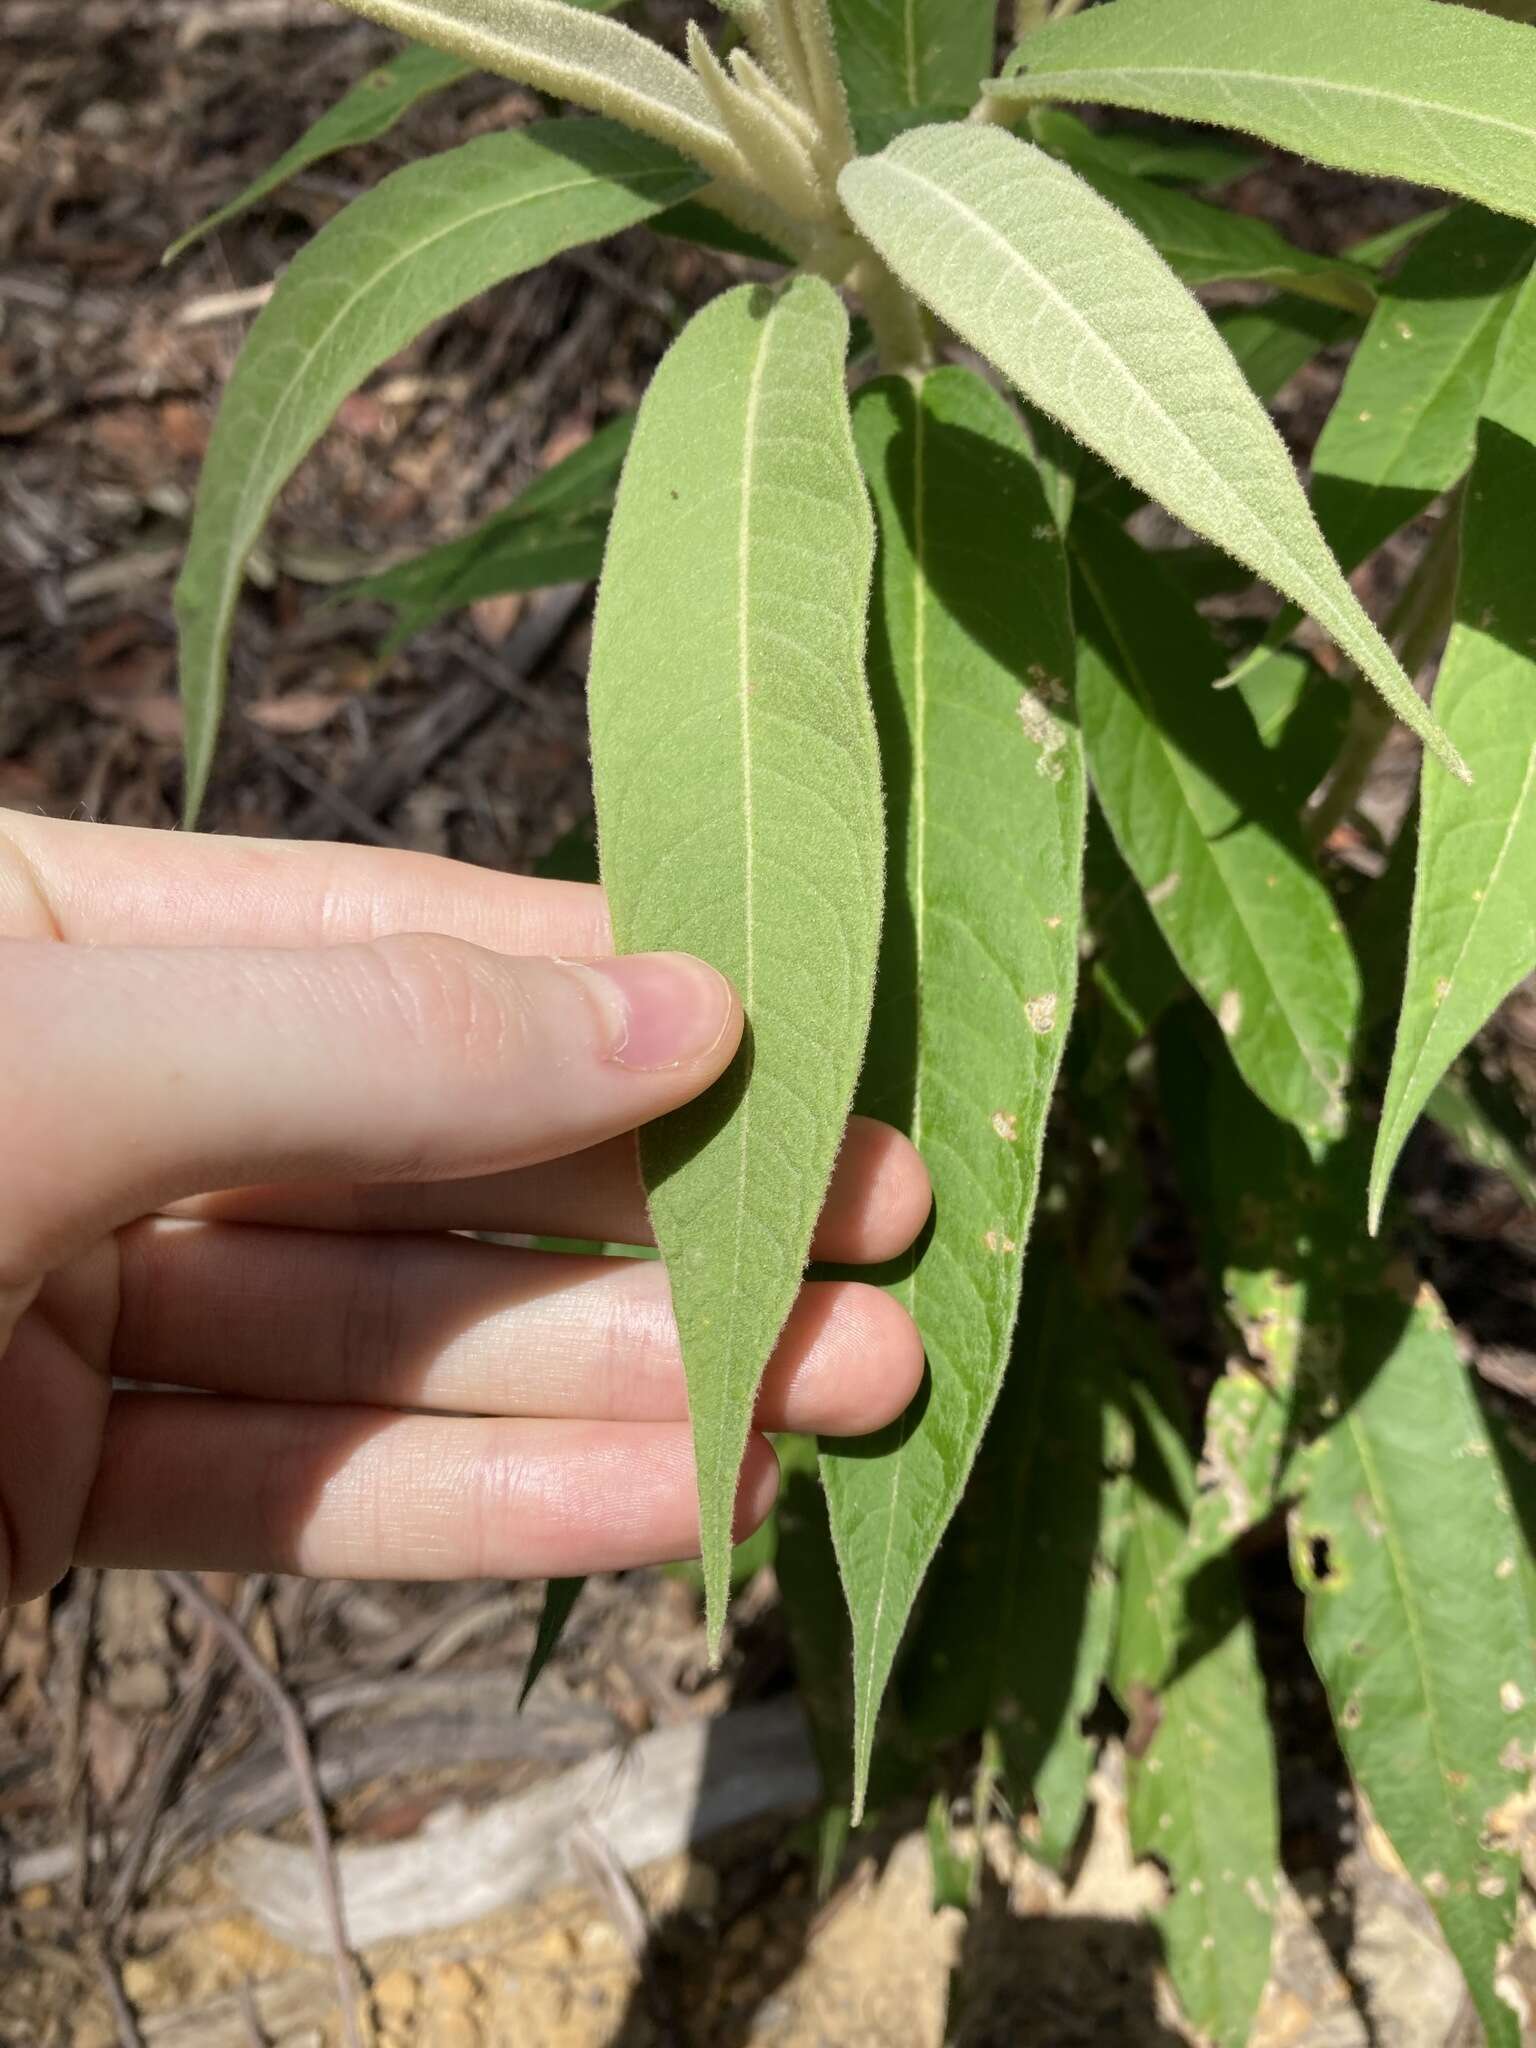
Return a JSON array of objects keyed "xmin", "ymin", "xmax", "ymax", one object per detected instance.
[
  {"xmin": 815, "ymin": 1117, "xmax": 932, "ymax": 1263},
  {"xmin": 733, "ymin": 1434, "xmax": 781, "ymax": 1539}
]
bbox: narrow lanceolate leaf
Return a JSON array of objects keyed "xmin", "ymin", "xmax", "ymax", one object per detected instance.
[
  {"xmin": 993, "ymin": 0, "xmax": 1536, "ymax": 230},
  {"xmin": 838, "ymin": 125, "xmax": 1467, "ymax": 779},
  {"xmin": 1066, "ymin": 162, "xmax": 1376, "ymax": 315},
  {"xmin": 822, "ymin": 368, "xmax": 1084, "ymax": 1821},
  {"xmin": 328, "ymin": 0, "xmax": 746, "ymax": 182},
  {"xmin": 175, "ymin": 123, "xmax": 702, "ymax": 819},
  {"xmin": 1370, "ymin": 276, "xmax": 1536, "ymax": 1229},
  {"xmin": 165, "ymin": 44, "xmax": 470, "ymax": 262},
  {"xmin": 588, "ymin": 279, "xmax": 882, "ymax": 1657},
  {"xmin": 826, "ymin": 0, "xmax": 996, "ymax": 142},
  {"xmin": 1114, "ymin": 1360, "xmax": 1278, "ymax": 2048},
  {"xmin": 1311, "ymin": 205, "xmax": 1536, "ymax": 573},
  {"xmin": 1294, "ymin": 1285, "xmax": 1536, "ymax": 2048},
  {"xmin": 517, "ymin": 1577, "xmax": 583, "ymax": 1708},
  {"xmin": 1074, "ymin": 513, "xmax": 1361, "ymax": 1142},
  {"xmin": 902, "ymin": 1256, "xmax": 1130, "ymax": 1865},
  {"xmin": 354, "ymin": 413, "xmax": 634, "ymax": 652}
]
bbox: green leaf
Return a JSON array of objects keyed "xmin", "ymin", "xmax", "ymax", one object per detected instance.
[
  {"xmin": 1370, "ymin": 275, "xmax": 1536, "ymax": 1228},
  {"xmin": 1073, "ymin": 511, "xmax": 1361, "ymax": 1141},
  {"xmin": 1064, "ymin": 161, "xmax": 1376, "ymax": 315},
  {"xmin": 994, "ymin": 0, "xmax": 1536, "ymax": 229},
  {"xmin": 1293, "ymin": 1283, "xmax": 1536, "ymax": 2048},
  {"xmin": 165, "ymin": 43, "xmax": 471, "ymax": 262},
  {"xmin": 1114, "ymin": 1355, "xmax": 1278, "ymax": 2048},
  {"xmin": 837, "ymin": 124, "xmax": 1468, "ymax": 779},
  {"xmin": 354, "ymin": 414, "xmax": 634, "ymax": 653},
  {"xmin": 821, "ymin": 367, "xmax": 1084, "ymax": 1822},
  {"xmin": 1232, "ymin": 647, "xmax": 1349, "ymax": 815},
  {"xmin": 588, "ymin": 278, "xmax": 882, "ymax": 1659},
  {"xmin": 328, "ymin": 0, "xmax": 745, "ymax": 183},
  {"xmin": 1214, "ymin": 296, "xmax": 1359, "ymax": 408},
  {"xmin": 902, "ymin": 1253, "xmax": 1130, "ymax": 1865},
  {"xmin": 175, "ymin": 121, "xmax": 702, "ymax": 820},
  {"xmin": 1428, "ymin": 1067, "xmax": 1536, "ymax": 1210},
  {"xmin": 1311, "ymin": 204, "xmax": 1536, "ymax": 573},
  {"xmin": 1028, "ymin": 105, "xmax": 1263, "ymax": 189},
  {"xmin": 517, "ymin": 1577, "xmax": 583, "ymax": 1708},
  {"xmin": 827, "ymin": 0, "xmax": 996, "ymax": 146}
]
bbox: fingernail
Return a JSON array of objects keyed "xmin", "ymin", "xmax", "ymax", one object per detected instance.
[{"xmin": 569, "ymin": 953, "xmax": 736, "ymax": 1071}]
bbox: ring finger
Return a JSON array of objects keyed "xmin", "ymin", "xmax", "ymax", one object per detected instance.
[{"xmin": 115, "ymin": 1220, "xmax": 925, "ymax": 1436}]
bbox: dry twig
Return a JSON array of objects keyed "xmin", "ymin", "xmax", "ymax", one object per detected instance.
[{"xmin": 157, "ymin": 1574, "xmax": 366, "ymax": 2048}]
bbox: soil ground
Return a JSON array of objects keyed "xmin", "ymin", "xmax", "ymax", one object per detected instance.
[{"xmin": 3, "ymin": 5, "xmax": 1536, "ymax": 2045}]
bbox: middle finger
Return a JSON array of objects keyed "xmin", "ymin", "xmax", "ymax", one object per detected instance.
[{"xmin": 116, "ymin": 1220, "xmax": 924, "ymax": 1436}]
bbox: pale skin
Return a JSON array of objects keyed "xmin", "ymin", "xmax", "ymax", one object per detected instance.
[{"xmin": 0, "ymin": 816, "xmax": 930, "ymax": 1608}]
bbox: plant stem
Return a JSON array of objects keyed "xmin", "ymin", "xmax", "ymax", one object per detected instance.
[
  {"xmin": 1014, "ymin": 0, "xmax": 1051, "ymax": 32},
  {"xmin": 855, "ymin": 256, "xmax": 934, "ymax": 373},
  {"xmin": 1307, "ymin": 499, "xmax": 1464, "ymax": 850}
]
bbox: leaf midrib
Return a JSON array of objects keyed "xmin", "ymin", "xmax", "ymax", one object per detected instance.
[{"xmin": 713, "ymin": 299, "xmax": 776, "ymax": 1529}]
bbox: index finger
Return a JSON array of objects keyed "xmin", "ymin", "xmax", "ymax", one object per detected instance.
[{"xmin": 0, "ymin": 815, "xmax": 610, "ymax": 957}]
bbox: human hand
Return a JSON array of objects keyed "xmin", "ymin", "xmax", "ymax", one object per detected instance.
[{"xmin": 0, "ymin": 817, "xmax": 929, "ymax": 1606}]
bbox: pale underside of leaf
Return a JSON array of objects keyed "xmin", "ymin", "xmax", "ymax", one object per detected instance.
[
  {"xmin": 822, "ymin": 366, "xmax": 1083, "ymax": 1821},
  {"xmin": 588, "ymin": 277, "xmax": 882, "ymax": 1657},
  {"xmin": 992, "ymin": 0, "xmax": 1536, "ymax": 229},
  {"xmin": 1370, "ymin": 276, "xmax": 1536, "ymax": 1228},
  {"xmin": 327, "ymin": 0, "xmax": 749, "ymax": 182},
  {"xmin": 174, "ymin": 121, "xmax": 702, "ymax": 819},
  {"xmin": 837, "ymin": 124, "xmax": 1468, "ymax": 780}
]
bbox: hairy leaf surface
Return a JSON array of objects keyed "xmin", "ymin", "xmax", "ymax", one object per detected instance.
[
  {"xmin": 588, "ymin": 278, "xmax": 882, "ymax": 1656},
  {"xmin": 175, "ymin": 122, "xmax": 701, "ymax": 817},
  {"xmin": 355, "ymin": 414, "xmax": 633, "ymax": 651},
  {"xmin": 838, "ymin": 124, "xmax": 1465, "ymax": 776},
  {"xmin": 994, "ymin": 0, "xmax": 1536, "ymax": 228},
  {"xmin": 1294, "ymin": 1285, "xmax": 1536, "ymax": 2048},
  {"xmin": 1371, "ymin": 276, "xmax": 1536, "ymax": 1228},
  {"xmin": 1312, "ymin": 204, "xmax": 1536, "ymax": 572},
  {"xmin": 165, "ymin": 44, "xmax": 470, "ymax": 261},
  {"xmin": 1115, "ymin": 1360, "xmax": 1278, "ymax": 2048},
  {"xmin": 822, "ymin": 368, "xmax": 1083, "ymax": 1819},
  {"xmin": 1073, "ymin": 513, "xmax": 1361, "ymax": 1140},
  {"xmin": 329, "ymin": 0, "xmax": 745, "ymax": 180}
]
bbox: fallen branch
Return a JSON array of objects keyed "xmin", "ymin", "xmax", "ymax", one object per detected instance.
[{"xmin": 221, "ymin": 1696, "xmax": 819, "ymax": 1951}]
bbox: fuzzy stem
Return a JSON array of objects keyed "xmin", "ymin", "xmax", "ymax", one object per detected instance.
[
  {"xmin": 787, "ymin": 0, "xmax": 857, "ymax": 171},
  {"xmin": 855, "ymin": 256, "xmax": 935, "ymax": 374},
  {"xmin": 1014, "ymin": 0, "xmax": 1051, "ymax": 32},
  {"xmin": 1307, "ymin": 499, "xmax": 1464, "ymax": 850}
]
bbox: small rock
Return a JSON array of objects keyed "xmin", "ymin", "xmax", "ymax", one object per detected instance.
[
  {"xmin": 278, "ymin": 2032, "xmax": 324, "ymax": 2048},
  {"xmin": 71, "ymin": 2023, "xmax": 116, "ymax": 2048},
  {"xmin": 373, "ymin": 1968, "xmax": 418, "ymax": 2018},
  {"xmin": 423, "ymin": 2015, "xmax": 481, "ymax": 2048},
  {"xmin": 430, "ymin": 1962, "xmax": 478, "ymax": 2008},
  {"xmin": 120, "ymin": 1959, "xmax": 161, "ymax": 2005}
]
